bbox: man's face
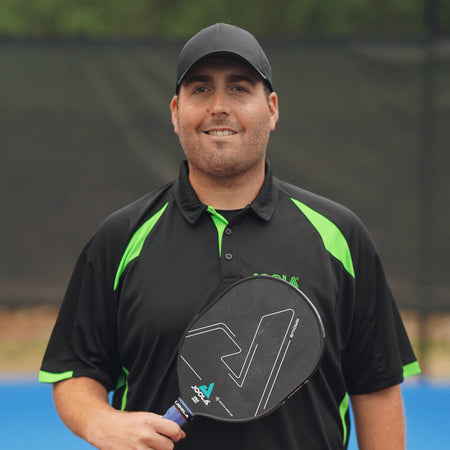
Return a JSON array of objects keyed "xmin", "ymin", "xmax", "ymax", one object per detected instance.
[{"xmin": 171, "ymin": 57, "xmax": 278, "ymax": 181}]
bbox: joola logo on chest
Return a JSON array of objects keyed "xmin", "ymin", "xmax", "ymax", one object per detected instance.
[{"xmin": 253, "ymin": 273, "xmax": 300, "ymax": 288}]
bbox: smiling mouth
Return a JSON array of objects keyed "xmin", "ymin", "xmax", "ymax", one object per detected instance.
[{"xmin": 204, "ymin": 130, "xmax": 237, "ymax": 136}]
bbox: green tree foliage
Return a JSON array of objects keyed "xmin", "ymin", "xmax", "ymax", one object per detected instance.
[{"xmin": 0, "ymin": 0, "xmax": 446, "ymax": 37}]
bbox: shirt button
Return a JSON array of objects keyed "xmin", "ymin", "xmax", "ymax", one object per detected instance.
[
  {"xmin": 225, "ymin": 253, "xmax": 233, "ymax": 260},
  {"xmin": 225, "ymin": 228, "xmax": 232, "ymax": 236}
]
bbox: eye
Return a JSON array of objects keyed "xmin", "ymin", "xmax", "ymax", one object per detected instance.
[
  {"xmin": 230, "ymin": 83, "xmax": 253, "ymax": 95},
  {"xmin": 192, "ymin": 86, "xmax": 209, "ymax": 94}
]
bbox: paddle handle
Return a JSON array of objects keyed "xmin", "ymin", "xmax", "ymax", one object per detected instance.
[{"xmin": 163, "ymin": 397, "xmax": 194, "ymax": 426}]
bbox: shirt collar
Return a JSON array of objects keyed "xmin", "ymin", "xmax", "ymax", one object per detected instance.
[{"xmin": 173, "ymin": 160, "xmax": 279, "ymax": 225}]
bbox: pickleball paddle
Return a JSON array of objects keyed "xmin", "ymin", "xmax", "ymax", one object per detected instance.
[{"xmin": 163, "ymin": 275, "xmax": 325, "ymax": 425}]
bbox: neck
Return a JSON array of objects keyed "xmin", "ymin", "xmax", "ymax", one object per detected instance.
[{"xmin": 188, "ymin": 161, "xmax": 266, "ymax": 210}]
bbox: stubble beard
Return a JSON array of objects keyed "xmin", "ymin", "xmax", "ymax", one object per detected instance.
[{"xmin": 178, "ymin": 120, "xmax": 270, "ymax": 184}]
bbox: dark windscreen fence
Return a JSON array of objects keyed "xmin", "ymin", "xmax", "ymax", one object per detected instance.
[{"xmin": 1, "ymin": 37, "xmax": 449, "ymax": 316}]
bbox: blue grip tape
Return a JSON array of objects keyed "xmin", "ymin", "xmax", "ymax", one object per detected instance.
[{"xmin": 163, "ymin": 398, "xmax": 194, "ymax": 426}]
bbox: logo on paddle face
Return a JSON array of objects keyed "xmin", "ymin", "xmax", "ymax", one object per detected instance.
[
  {"xmin": 191, "ymin": 383, "xmax": 215, "ymax": 406},
  {"xmin": 199, "ymin": 383, "xmax": 215, "ymax": 398}
]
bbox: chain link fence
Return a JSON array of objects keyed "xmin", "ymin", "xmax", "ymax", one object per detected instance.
[{"xmin": 1, "ymin": 38, "xmax": 449, "ymax": 374}]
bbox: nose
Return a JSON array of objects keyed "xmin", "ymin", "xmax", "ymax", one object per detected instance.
[{"xmin": 208, "ymin": 90, "xmax": 230, "ymax": 116}]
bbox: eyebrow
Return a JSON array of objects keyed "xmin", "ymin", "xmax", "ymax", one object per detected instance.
[{"xmin": 183, "ymin": 74, "xmax": 211, "ymax": 86}]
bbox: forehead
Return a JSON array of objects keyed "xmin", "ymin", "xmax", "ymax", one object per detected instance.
[{"xmin": 182, "ymin": 57, "xmax": 263, "ymax": 83}]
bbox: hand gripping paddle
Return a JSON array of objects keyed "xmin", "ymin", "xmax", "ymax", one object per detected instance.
[{"xmin": 163, "ymin": 275, "xmax": 325, "ymax": 425}]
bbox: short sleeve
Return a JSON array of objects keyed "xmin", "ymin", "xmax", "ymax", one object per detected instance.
[
  {"xmin": 342, "ymin": 227, "xmax": 419, "ymax": 395},
  {"xmin": 39, "ymin": 237, "xmax": 121, "ymax": 391}
]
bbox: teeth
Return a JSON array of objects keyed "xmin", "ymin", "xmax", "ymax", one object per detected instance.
[{"xmin": 206, "ymin": 130, "xmax": 235, "ymax": 136}]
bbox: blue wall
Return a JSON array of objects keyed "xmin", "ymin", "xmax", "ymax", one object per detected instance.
[{"xmin": 1, "ymin": 379, "xmax": 448, "ymax": 449}]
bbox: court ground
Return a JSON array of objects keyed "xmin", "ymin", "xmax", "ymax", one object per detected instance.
[
  {"xmin": 1, "ymin": 306, "xmax": 449, "ymax": 449},
  {"xmin": 1, "ymin": 306, "xmax": 449, "ymax": 377}
]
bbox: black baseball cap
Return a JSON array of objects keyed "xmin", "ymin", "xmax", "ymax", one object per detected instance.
[{"xmin": 175, "ymin": 23, "xmax": 273, "ymax": 93}]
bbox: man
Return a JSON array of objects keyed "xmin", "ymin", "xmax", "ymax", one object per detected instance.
[{"xmin": 40, "ymin": 23, "xmax": 420, "ymax": 449}]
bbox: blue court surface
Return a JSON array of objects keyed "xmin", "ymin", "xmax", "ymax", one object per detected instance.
[{"xmin": 1, "ymin": 378, "xmax": 448, "ymax": 449}]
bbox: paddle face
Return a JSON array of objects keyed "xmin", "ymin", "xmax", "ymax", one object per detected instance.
[{"xmin": 173, "ymin": 276, "xmax": 325, "ymax": 423}]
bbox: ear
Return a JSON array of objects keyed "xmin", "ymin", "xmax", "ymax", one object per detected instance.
[
  {"xmin": 170, "ymin": 95, "xmax": 179, "ymax": 135},
  {"xmin": 268, "ymin": 92, "xmax": 279, "ymax": 131}
]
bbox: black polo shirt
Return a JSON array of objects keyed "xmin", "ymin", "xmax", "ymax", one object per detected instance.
[{"xmin": 40, "ymin": 161, "xmax": 419, "ymax": 449}]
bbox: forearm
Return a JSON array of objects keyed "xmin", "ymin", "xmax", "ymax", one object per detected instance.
[
  {"xmin": 53, "ymin": 376, "xmax": 185, "ymax": 450},
  {"xmin": 53, "ymin": 377, "xmax": 113, "ymax": 445},
  {"xmin": 350, "ymin": 384, "xmax": 405, "ymax": 450}
]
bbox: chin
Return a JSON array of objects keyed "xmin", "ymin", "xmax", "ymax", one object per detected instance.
[{"xmin": 209, "ymin": 158, "xmax": 262, "ymax": 179}]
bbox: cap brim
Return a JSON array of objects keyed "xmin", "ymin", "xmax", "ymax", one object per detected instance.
[{"xmin": 176, "ymin": 51, "xmax": 272, "ymax": 92}]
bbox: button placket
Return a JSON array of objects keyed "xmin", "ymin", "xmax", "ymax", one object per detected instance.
[
  {"xmin": 221, "ymin": 224, "xmax": 237, "ymax": 278},
  {"xmin": 223, "ymin": 227, "xmax": 233, "ymax": 261}
]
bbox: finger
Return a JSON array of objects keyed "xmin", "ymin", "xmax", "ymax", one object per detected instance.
[
  {"xmin": 144, "ymin": 432, "xmax": 175, "ymax": 450},
  {"xmin": 153, "ymin": 416, "xmax": 186, "ymax": 442}
]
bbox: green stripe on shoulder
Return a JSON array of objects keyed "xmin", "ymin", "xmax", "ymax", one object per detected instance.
[
  {"xmin": 403, "ymin": 361, "xmax": 421, "ymax": 378},
  {"xmin": 39, "ymin": 370, "xmax": 74, "ymax": 383},
  {"xmin": 114, "ymin": 202, "xmax": 169, "ymax": 290},
  {"xmin": 291, "ymin": 198, "xmax": 355, "ymax": 278}
]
